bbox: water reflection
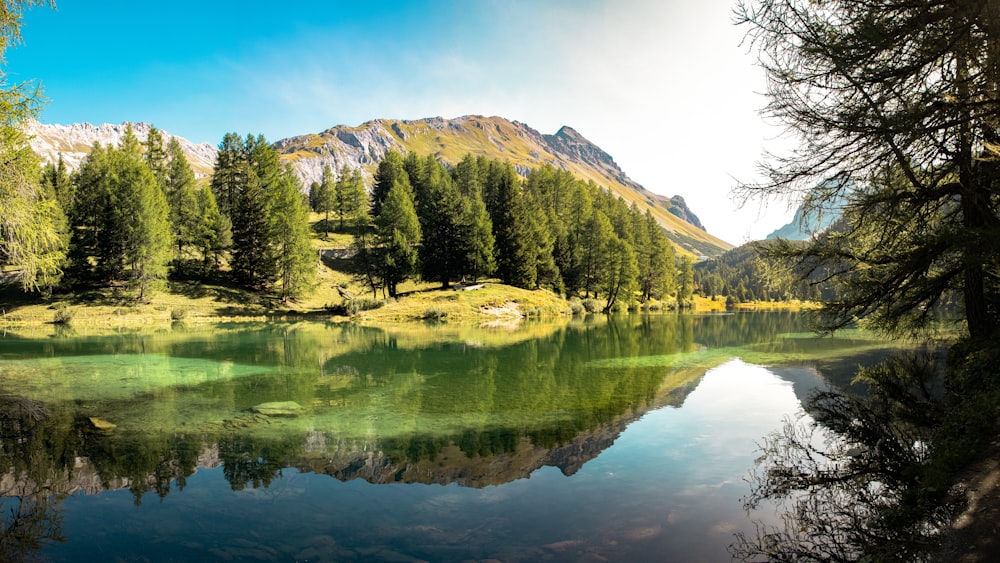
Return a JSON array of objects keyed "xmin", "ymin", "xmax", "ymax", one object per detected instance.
[{"xmin": 0, "ymin": 313, "xmax": 905, "ymax": 560}]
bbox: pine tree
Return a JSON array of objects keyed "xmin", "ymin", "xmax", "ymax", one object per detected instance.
[
  {"xmin": 737, "ymin": 0, "xmax": 1000, "ymax": 338},
  {"xmin": 270, "ymin": 166, "xmax": 316, "ymax": 300},
  {"xmin": 164, "ymin": 137, "xmax": 200, "ymax": 258},
  {"xmin": 638, "ymin": 210, "xmax": 675, "ymax": 301},
  {"xmin": 459, "ymin": 186, "xmax": 495, "ymax": 281},
  {"xmin": 41, "ymin": 154, "xmax": 74, "ymax": 212},
  {"xmin": 525, "ymin": 189, "xmax": 560, "ymax": 291},
  {"xmin": 415, "ymin": 156, "xmax": 465, "ymax": 287},
  {"xmin": 375, "ymin": 179, "xmax": 421, "ymax": 297},
  {"xmin": 315, "ymin": 164, "xmax": 334, "ymax": 235},
  {"xmin": 67, "ymin": 143, "xmax": 113, "ymax": 281},
  {"xmin": 486, "ymin": 161, "xmax": 535, "ymax": 288},
  {"xmin": 144, "ymin": 125, "xmax": 168, "ymax": 188},
  {"xmin": 602, "ymin": 235, "xmax": 638, "ymax": 312},
  {"xmin": 230, "ymin": 169, "xmax": 274, "ymax": 290},
  {"xmin": 194, "ymin": 184, "xmax": 230, "ymax": 270},
  {"xmin": 118, "ymin": 147, "xmax": 172, "ymax": 299},
  {"xmin": 210, "ymin": 132, "xmax": 246, "ymax": 217},
  {"xmin": 346, "ymin": 168, "xmax": 367, "ymax": 230},
  {"xmin": 371, "ymin": 150, "xmax": 409, "ymax": 217},
  {"xmin": 68, "ymin": 129, "xmax": 172, "ymax": 297},
  {"xmin": 581, "ymin": 211, "xmax": 613, "ymax": 297},
  {"xmin": 678, "ymin": 255, "xmax": 695, "ymax": 304},
  {"xmin": 351, "ymin": 195, "xmax": 380, "ymax": 298}
]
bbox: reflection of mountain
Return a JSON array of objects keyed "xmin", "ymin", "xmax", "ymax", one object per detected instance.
[
  {"xmin": 297, "ymin": 378, "xmax": 695, "ymax": 488},
  {"xmin": 0, "ymin": 368, "xmax": 699, "ymax": 497},
  {"xmin": 0, "ymin": 313, "xmax": 839, "ymax": 502}
]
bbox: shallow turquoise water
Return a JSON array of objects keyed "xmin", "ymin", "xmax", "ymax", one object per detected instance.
[{"xmin": 0, "ymin": 313, "xmax": 901, "ymax": 561}]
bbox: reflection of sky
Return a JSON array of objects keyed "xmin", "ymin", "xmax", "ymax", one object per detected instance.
[{"xmin": 44, "ymin": 359, "xmax": 820, "ymax": 562}]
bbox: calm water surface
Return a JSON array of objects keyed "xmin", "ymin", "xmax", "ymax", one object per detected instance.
[{"xmin": 0, "ymin": 313, "xmax": 900, "ymax": 562}]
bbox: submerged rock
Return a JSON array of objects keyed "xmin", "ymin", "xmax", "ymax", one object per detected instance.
[
  {"xmin": 87, "ymin": 416, "xmax": 117, "ymax": 431},
  {"xmin": 251, "ymin": 401, "xmax": 304, "ymax": 417}
]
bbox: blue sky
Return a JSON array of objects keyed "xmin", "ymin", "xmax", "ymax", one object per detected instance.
[{"xmin": 8, "ymin": 0, "xmax": 794, "ymax": 244}]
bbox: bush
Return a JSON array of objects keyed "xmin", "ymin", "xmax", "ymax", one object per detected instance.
[
  {"xmin": 170, "ymin": 308, "xmax": 188, "ymax": 321},
  {"xmin": 53, "ymin": 304, "xmax": 75, "ymax": 325},
  {"xmin": 422, "ymin": 308, "xmax": 448, "ymax": 320},
  {"xmin": 581, "ymin": 298, "xmax": 603, "ymax": 313},
  {"xmin": 346, "ymin": 298, "xmax": 386, "ymax": 316},
  {"xmin": 568, "ymin": 299, "xmax": 585, "ymax": 315}
]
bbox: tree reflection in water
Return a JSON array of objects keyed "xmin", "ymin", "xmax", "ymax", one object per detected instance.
[{"xmin": 0, "ymin": 394, "xmax": 67, "ymax": 560}]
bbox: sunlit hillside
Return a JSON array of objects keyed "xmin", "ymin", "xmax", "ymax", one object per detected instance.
[
  {"xmin": 26, "ymin": 115, "xmax": 734, "ymax": 256},
  {"xmin": 277, "ymin": 115, "xmax": 734, "ymax": 257}
]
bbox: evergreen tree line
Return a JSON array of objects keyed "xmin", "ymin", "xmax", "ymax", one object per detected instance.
[
  {"xmin": 30, "ymin": 127, "xmax": 316, "ymax": 301},
  {"xmin": 692, "ymin": 242, "xmax": 836, "ymax": 305},
  {"xmin": 340, "ymin": 150, "xmax": 681, "ymax": 310},
  {"xmin": 16, "ymin": 133, "xmax": 685, "ymax": 310}
]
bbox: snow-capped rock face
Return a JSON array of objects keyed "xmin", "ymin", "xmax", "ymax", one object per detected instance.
[{"xmin": 24, "ymin": 121, "xmax": 218, "ymax": 177}]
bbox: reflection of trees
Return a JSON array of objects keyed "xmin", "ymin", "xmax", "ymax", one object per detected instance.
[
  {"xmin": 732, "ymin": 353, "xmax": 953, "ymax": 561},
  {"xmin": 79, "ymin": 426, "xmax": 203, "ymax": 506},
  {"xmin": 1, "ymin": 490, "xmax": 66, "ymax": 562},
  {"xmin": 0, "ymin": 314, "xmax": 822, "ymax": 502},
  {"xmin": 219, "ymin": 433, "xmax": 302, "ymax": 491},
  {"xmin": 0, "ymin": 394, "xmax": 67, "ymax": 560}
]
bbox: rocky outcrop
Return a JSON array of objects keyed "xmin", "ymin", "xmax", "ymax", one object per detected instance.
[
  {"xmin": 542, "ymin": 125, "xmax": 643, "ymax": 192},
  {"xmin": 667, "ymin": 195, "xmax": 706, "ymax": 231},
  {"xmin": 273, "ymin": 120, "xmax": 402, "ymax": 186},
  {"xmin": 24, "ymin": 120, "xmax": 218, "ymax": 177}
]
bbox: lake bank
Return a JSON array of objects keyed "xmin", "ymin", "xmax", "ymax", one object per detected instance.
[{"xmin": 1, "ymin": 279, "xmax": 822, "ymax": 337}]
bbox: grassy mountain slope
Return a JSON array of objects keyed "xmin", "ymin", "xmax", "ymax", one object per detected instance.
[
  {"xmin": 25, "ymin": 115, "xmax": 733, "ymax": 256},
  {"xmin": 276, "ymin": 115, "xmax": 733, "ymax": 256}
]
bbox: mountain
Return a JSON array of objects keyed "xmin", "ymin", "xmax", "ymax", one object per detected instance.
[
  {"xmin": 25, "ymin": 120, "xmax": 218, "ymax": 177},
  {"xmin": 766, "ymin": 194, "xmax": 847, "ymax": 241},
  {"xmin": 25, "ymin": 115, "xmax": 732, "ymax": 256},
  {"xmin": 276, "ymin": 115, "xmax": 731, "ymax": 256}
]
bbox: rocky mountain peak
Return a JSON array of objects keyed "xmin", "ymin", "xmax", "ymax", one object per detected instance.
[
  {"xmin": 667, "ymin": 195, "xmax": 706, "ymax": 231},
  {"xmin": 24, "ymin": 120, "xmax": 218, "ymax": 177}
]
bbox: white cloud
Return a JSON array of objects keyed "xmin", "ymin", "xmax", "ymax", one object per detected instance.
[{"xmin": 194, "ymin": 0, "xmax": 798, "ymax": 243}]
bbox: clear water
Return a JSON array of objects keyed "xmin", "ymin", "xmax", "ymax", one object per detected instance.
[{"xmin": 0, "ymin": 313, "xmax": 902, "ymax": 561}]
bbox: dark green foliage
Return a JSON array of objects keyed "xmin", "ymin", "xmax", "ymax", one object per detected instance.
[
  {"xmin": 230, "ymin": 166, "xmax": 276, "ymax": 290},
  {"xmin": 193, "ymin": 184, "xmax": 230, "ymax": 269},
  {"xmin": 371, "ymin": 150, "xmax": 409, "ymax": 217},
  {"xmin": 486, "ymin": 161, "xmax": 536, "ymax": 288},
  {"xmin": 210, "ymin": 132, "xmax": 247, "ymax": 217},
  {"xmin": 270, "ymin": 166, "xmax": 316, "ymax": 300},
  {"xmin": 732, "ymin": 0, "xmax": 1000, "ymax": 558},
  {"xmin": 694, "ymin": 241, "xmax": 831, "ymax": 303},
  {"xmin": 334, "ymin": 166, "xmax": 366, "ymax": 232},
  {"xmin": 375, "ymin": 179, "xmax": 421, "ymax": 297},
  {"xmin": 357, "ymin": 151, "xmax": 679, "ymax": 301},
  {"xmin": 68, "ymin": 126, "xmax": 173, "ymax": 297},
  {"xmin": 314, "ymin": 165, "xmax": 335, "ymax": 235},
  {"xmin": 677, "ymin": 255, "xmax": 694, "ymax": 303},
  {"xmin": 40, "ymin": 155, "xmax": 73, "ymax": 213},
  {"xmin": 143, "ymin": 126, "xmax": 168, "ymax": 188},
  {"xmin": 163, "ymin": 137, "xmax": 201, "ymax": 258},
  {"xmin": 413, "ymin": 155, "xmax": 467, "ymax": 288},
  {"xmin": 212, "ymin": 133, "xmax": 314, "ymax": 297}
]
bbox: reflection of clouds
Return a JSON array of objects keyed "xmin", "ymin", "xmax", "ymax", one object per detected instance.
[{"xmin": 712, "ymin": 521, "xmax": 739, "ymax": 535}]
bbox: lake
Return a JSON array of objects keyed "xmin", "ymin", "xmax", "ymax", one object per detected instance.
[{"xmin": 0, "ymin": 313, "xmax": 902, "ymax": 562}]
